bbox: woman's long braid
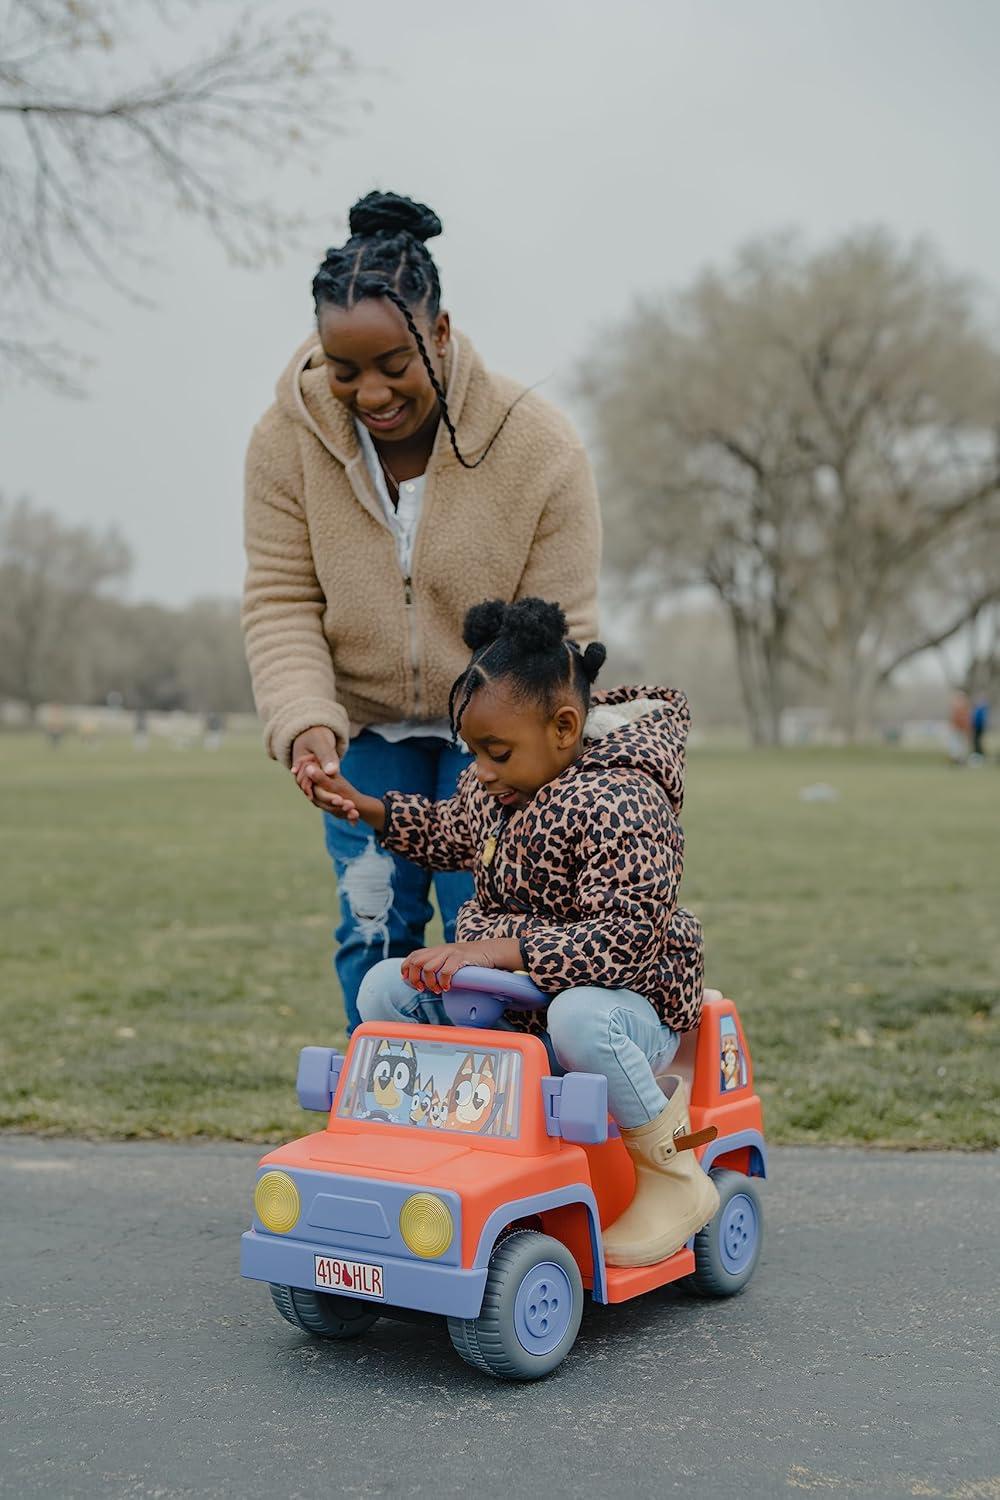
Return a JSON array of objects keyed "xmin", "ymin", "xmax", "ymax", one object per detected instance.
[{"xmin": 376, "ymin": 284, "xmax": 525, "ymax": 471}]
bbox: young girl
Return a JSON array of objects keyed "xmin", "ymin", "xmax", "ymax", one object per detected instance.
[{"xmin": 322, "ymin": 598, "xmax": 719, "ymax": 1267}]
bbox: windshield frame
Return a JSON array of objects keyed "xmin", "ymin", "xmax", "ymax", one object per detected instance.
[{"xmin": 336, "ymin": 1032, "xmax": 523, "ymax": 1141}]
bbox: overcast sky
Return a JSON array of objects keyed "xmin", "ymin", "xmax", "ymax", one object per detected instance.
[{"xmin": 3, "ymin": 0, "xmax": 1000, "ymax": 606}]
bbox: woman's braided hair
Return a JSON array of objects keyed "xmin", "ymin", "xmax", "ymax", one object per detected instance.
[
  {"xmin": 449, "ymin": 598, "xmax": 607, "ymax": 742},
  {"xmin": 312, "ymin": 190, "xmax": 525, "ymax": 469}
]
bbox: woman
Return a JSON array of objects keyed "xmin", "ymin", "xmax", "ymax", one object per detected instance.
[{"xmin": 242, "ymin": 190, "xmax": 601, "ymax": 1032}]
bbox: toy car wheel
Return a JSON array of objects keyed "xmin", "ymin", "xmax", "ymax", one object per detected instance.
[
  {"xmin": 682, "ymin": 1169, "xmax": 763, "ymax": 1298},
  {"xmin": 447, "ymin": 1229, "xmax": 583, "ymax": 1381},
  {"xmin": 269, "ymin": 1283, "xmax": 379, "ymax": 1339}
]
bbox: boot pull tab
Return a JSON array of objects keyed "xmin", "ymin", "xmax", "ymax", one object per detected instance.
[
  {"xmin": 672, "ymin": 1124, "xmax": 718, "ymax": 1154},
  {"xmin": 648, "ymin": 1122, "xmax": 717, "ymax": 1163}
]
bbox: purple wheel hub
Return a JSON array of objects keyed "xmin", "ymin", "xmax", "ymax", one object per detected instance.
[
  {"xmin": 512, "ymin": 1261, "xmax": 574, "ymax": 1356},
  {"xmin": 719, "ymin": 1191, "xmax": 759, "ymax": 1274}
]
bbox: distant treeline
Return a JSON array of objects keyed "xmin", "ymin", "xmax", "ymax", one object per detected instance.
[{"xmin": 0, "ymin": 496, "xmax": 253, "ymax": 715}]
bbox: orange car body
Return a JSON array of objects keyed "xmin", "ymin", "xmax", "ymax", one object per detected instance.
[{"xmin": 243, "ymin": 996, "xmax": 765, "ymax": 1310}]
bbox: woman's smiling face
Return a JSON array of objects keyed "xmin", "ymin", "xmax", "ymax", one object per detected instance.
[{"xmin": 318, "ymin": 296, "xmax": 450, "ymax": 443}]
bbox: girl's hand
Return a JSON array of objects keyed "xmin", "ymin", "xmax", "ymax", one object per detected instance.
[
  {"xmin": 401, "ymin": 939, "xmax": 522, "ymax": 993},
  {"xmin": 291, "ymin": 727, "xmax": 341, "ymax": 808},
  {"xmin": 322, "ymin": 780, "xmax": 364, "ymax": 823},
  {"xmin": 308, "ymin": 772, "xmax": 386, "ymax": 832}
]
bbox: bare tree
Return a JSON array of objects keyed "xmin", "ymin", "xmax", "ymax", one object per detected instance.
[
  {"xmin": 905, "ymin": 512, "xmax": 1000, "ymax": 699},
  {"xmin": 580, "ymin": 231, "xmax": 1000, "ymax": 742},
  {"xmin": 80, "ymin": 595, "xmax": 253, "ymax": 711},
  {"xmin": 0, "ymin": 0, "xmax": 362, "ymax": 389},
  {"xmin": 175, "ymin": 597, "xmax": 252, "ymax": 713},
  {"xmin": 0, "ymin": 493, "xmax": 132, "ymax": 711}
]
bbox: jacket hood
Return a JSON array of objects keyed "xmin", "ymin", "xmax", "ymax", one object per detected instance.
[
  {"xmin": 578, "ymin": 684, "xmax": 690, "ymax": 813},
  {"xmin": 273, "ymin": 329, "xmax": 517, "ymax": 469}
]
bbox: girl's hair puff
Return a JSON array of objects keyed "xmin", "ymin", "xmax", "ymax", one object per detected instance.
[{"xmin": 449, "ymin": 598, "xmax": 607, "ymax": 740}]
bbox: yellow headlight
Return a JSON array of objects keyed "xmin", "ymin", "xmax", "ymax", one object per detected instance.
[
  {"xmin": 399, "ymin": 1193, "xmax": 454, "ymax": 1259},
  {"xmin": 254, "ymin": 1170, "xmax": 300, "ymax": 1234}
]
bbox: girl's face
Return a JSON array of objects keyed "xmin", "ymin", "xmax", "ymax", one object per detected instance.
[
  {"xmin": 460, "ymin": 680, "xmax": 584, "ymax": 809},
  {"xmin": 318, "ymin": 296, "xmax": 450, "ymax": 444}
]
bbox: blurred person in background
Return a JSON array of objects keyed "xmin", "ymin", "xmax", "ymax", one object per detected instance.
[
  {"xmin": 242, "ymin": 190, "xmax": 601, "ymax": 1032},
  {"xmin": 948, "ymin": 690, "xmax": 971, "ymax": 764},
  {"xmin": 971, "ymin": 695, "xmax": 990, "ymax": 760}
]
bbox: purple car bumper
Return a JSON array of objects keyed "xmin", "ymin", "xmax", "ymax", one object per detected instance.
[{"xmin": 241, "ymin": 1230, "xmax": 489, "ymax": 1320}]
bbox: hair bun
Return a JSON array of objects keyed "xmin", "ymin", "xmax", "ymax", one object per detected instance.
[
  {"xmin": 500, "ymin": 597, "xmax": 567, "ymax": 654},
  {"xmin": 349, "ymin": 190, "xmax": 442, "ymax": 243},
  {"xmin": 581, "ymin": 641, "xmax": 607, "ymax": 684},
  {"xmin": 462, "ymin": 599, "xmax": 509, "ymax": 652}
]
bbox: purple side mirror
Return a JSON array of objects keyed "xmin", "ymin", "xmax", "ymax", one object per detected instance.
[
  {"xmin": 542, "ymin": 1073, "xmax": 609, "ymax": 1145},
  {"xmin": 297, "ymin": 1046, "xmax": 344, "ymax": 1112}
]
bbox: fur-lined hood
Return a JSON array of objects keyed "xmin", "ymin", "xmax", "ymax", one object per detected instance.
[{"xmin": 580, "ymin": 684, "xmax": 690, "ymax": 815}]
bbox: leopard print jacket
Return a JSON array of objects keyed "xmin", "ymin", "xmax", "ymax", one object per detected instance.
[{"xmin": 380, "ymin": 684, "xmax": 704, "ymax": 1034}]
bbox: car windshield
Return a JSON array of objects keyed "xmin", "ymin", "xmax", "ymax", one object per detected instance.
[{"xmin": 338, "ymin": 1034, "xmax": 521, "ymax": 1139}]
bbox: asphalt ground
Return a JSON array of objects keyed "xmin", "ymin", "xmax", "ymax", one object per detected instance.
[{"xmin": 1, "ymin": 1137, "xmax": 997, "ymax": 1500}]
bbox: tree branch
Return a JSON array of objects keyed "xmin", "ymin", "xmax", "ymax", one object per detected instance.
[{"xmin": 877, "ymin": 584, "xmax": 1000, "ymax": 682}]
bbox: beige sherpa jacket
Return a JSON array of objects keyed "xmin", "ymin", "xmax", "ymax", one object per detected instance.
[{"xmin": 243, "ymin": 332, "xmax": 602, "ymax": 765}]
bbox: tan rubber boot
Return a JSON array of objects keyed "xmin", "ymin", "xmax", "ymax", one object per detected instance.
[{"xmin": 603, "ymin": 1076, "xmax": 720, "ymax": 1268}]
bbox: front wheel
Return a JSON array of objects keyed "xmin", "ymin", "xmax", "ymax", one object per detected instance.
[
  {"xmin": 448, "ymin": 1229, "xmax": 584, "ymax": 1380},
  {"xmin": 269, "ymin": 1283, "xmax": 380, "ymax": 1339},
  {"xmin": 682, "ymin": 1168, "xmax": 763, "ymax": 1298}
]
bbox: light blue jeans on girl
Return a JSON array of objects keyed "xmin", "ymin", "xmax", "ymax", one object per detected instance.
[
  {"xmin": 356, "ymin": 957, "xmax": 681, "ymax": 1129},
  {"xmin": 323, "ymin": 731, "xmax": 473, "ymax": 1035}
]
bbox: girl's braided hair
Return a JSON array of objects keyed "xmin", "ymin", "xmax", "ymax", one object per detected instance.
[
  {"xmin": 312, "ymin": 190, "xmax": 526, "ymax": 469},
  {"xmin": 449, "ymin": 598, "xmax": 607, "ymax": 741}
]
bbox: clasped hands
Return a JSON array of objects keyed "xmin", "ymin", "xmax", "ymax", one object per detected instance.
[
  {"xmin": 290, "ymin": 727, "xmax": 384, "ymax": 830},
  {"xmin": 290, "ymin": 727, "xmax": 521, "ymax": 993}
]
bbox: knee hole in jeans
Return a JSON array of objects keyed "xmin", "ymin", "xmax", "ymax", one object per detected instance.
[{"xmin": 340, "ymin": 842, "xmax": 395, "ymax": 956}]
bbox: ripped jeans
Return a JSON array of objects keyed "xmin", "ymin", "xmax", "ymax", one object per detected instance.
[
  {"xmin": 357, "ymin": 957, "xmax": 681, "ymax": 1129},
  {"xmin": 324, "ymin": 731, "xmax": 474, "ymax": 1034}
]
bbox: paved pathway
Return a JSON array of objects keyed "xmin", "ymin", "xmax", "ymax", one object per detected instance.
[{"xmin": 1, "ymin": 1138, "xmax": 997, "ymax": 1499}]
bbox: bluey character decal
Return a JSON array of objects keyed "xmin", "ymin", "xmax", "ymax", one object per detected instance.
[
  {"xmin": 409, "ymin": 1075, "xmax": 433, "ymax": 1127},
  {"xmin": 427, "ymin": 1090, "xmax": 448, "ymax": 1129},
  {"xmin": 447, "ymin": 1053, "xmax": 498, "ymax": 1133},
  {"xmin": 719, "ymin": 1016, "xmax": 746, "ymax": 1092},
  {"xmin": 366, "ymin": 1039, "xmax": 417, "ymax": 1120}
]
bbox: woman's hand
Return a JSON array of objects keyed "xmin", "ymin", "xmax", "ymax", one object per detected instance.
[
  {"xmin": 291, "ymin": 727, "xmax": 341, "ymax": 808},
  {"xmin": 289, "ymin": 728, "xmax": 385, "ymax": 830},
  {"xmin": 401, "ymin": 938, "xmax": 523, "ymax": 993}
]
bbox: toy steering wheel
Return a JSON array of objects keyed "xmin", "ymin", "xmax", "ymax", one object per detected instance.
[{"xmin": 441, "ymin": 966, "xmax": 549, "ymax": 1027}]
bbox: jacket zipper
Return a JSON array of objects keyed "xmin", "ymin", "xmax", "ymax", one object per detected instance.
[
  {"xmin": 483, "ymin": 808, "xmax": 518, "ymax": 908},
  {"xmin": 403, "ymin": 575, "xmax": 423, "ymax": 719}
]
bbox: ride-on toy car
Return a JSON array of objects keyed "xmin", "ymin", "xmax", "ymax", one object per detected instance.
[{"xmin": 241, "ymin": 969, "xmax": 766, "ymax": 1380}]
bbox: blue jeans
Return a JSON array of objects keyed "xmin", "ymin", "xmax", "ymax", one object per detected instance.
[
  {"xmin": 357, "ymin": 958, "xmax": 680, "ymax": 1129},
  {"xmin": 324, "ymin": 732, "xmax": 473, "ymax": 1034}
]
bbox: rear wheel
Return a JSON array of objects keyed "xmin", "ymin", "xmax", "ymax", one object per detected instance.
[
  {"xmin": 447, "ymin": 1229, "xmax": 584, "ymax": 1380},
  {"xmin": 682, "ymin": 1169, "xmax": 763, "ymax": 1297},
  {"xmin": 269, "ymin": 1283, "xmax": 380, "ymax": 1338}
]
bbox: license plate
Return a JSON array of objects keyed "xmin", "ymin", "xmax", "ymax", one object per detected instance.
[{"xmin": 314, "ymin": 1254, "xmax": 384, "ymax": 1299}]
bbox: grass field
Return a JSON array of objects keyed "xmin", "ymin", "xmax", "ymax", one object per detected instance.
[{"xmin": 1, "ymin": 732, "xmax": 997, "ymax": 1148}]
